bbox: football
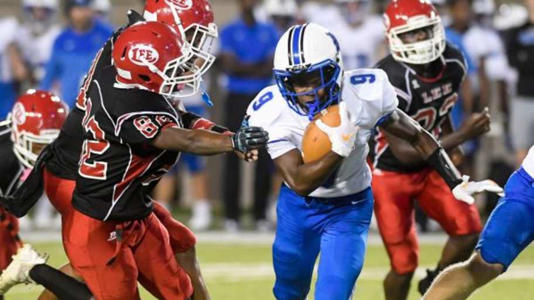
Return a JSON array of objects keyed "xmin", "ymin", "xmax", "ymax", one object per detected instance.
[{"xmin": 301, "ymin": 105, "xmax": 340, "ymax": 163}]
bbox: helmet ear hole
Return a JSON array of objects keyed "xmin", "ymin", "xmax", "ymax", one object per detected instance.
[{"xmin": 138, "ymin": 74, "xmax": 151, "ymax": 82}]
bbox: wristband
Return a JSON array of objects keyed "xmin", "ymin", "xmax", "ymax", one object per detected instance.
[{"xmin": 427, "ymin": 148, "xmax": 463, "ymax": 189}]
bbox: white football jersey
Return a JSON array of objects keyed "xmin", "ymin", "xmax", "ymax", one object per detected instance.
[
  {"xmin": 329, "ymin": 16, "xmax": 385, "ymax": 69},
  {"xmin": 522, "ymin": 146, "xmax": 534, "ymax": 179},
  {"xmin": 16, "ymin": 25, "xmax": 61, "ymax": 82},
  {"xmin": 0, "ymin": 17, "xmax": 19, "ymax": 82},
  {"xmin": 463, "ymin": 25, "xmax": 511, "ymax": 81},
  {"xmin": 247, "ymin": 68, "xmax": 398, "ymax": 197}
]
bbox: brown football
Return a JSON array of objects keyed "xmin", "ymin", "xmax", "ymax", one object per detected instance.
[{"xmin": 301, "ymin": 105, "xmax": 340, "ymax": 163}]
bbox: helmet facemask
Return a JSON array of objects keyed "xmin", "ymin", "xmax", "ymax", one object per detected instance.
[
  {"xmin": 12, "ymin": 128, "xmax": 59, "ymax": 168},
  {"xmin": 184, "ymin": 22, "xmax": 217, "ymax": 77},
  {"xmin": 388, "ymin": 16, "xmax": 445, "ymax": 65},
  {"xmin": 275, "ymin": 59, "xmax": 342, "ymax": 120}
]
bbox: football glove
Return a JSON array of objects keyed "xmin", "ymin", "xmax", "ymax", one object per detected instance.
[
  {"xmin": 452, "ymin": 175, "xmax": 504, "ymax": 205},
  {"xmin": 315, "ymin": 101, "xmax": 358, "ymax": 157},
  {"xmin": 232, "ymin": 126, "xmax": 269, "ymax": 153}
]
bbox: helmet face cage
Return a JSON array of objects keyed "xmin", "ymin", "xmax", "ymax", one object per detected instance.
[
  {"xmin": 388, "ymin": 16, "xmax": 445, "ymax": 64},
  {"xmin": 274, "ymin": 59, "xmax": 342, "ymax": 120},
  {"xmin": 12, "ymin": 129, "xmax": 58, "ymax": 168},
  {"xmin": 185, "ymin": 22, "xmax": 217, "ymax": 77},
  {"xmin": 155, "ymin": 43, "xmax": 203, "ymax": 98}
]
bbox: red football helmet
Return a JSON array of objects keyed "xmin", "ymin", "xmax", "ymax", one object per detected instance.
[
  {"xmin": 113, "ymin": 21, "xmax": 201, "ymax": 97},
  {"xmin": 384, "ymin": 0, "xmax": 445, "ymax": 64},
  {"xmin": 143, "ymin": 0, "xmax": 217, "ymax": 78},
  {"xmin": 10, "ymin": 89, "xmax": 68, "ymax": 168}
]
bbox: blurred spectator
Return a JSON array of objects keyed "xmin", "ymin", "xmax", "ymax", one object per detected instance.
[
  {"xmin": 503, "ymin": 0, "xmax": 534, "ymax": 166},
  {"xmin": 16, "ymin": 0, "xmax": 61, "ymax": 87},
  {"xmin": 153, "ymin": 91, "xmax": 215, "ymax": 231},
  {"xmin": 330, "ymin": 0, "xmax": 385, "ymax": 69},
  {"xmin": 256, "ymin": 0, "xmax": 298, "ymax": 35},
  {"xmin": 92, "ymin": 0, "xmax": 113, "ymax": 26},
  {"xmin": 218, "ymin": 0, "xmax": 278, "ymax": 231},
  {"xmin": 39, "ymin": 0, "xmax": 113, "ymax": 107},
  {"xmin": 0, "ymin": 17, "xmax": 27, "ymax": 119},
  {"xmin": 444, "ymin": 0, "xmax": 480, "ymax": 175},
  {"xmin": 299, "ymin": 0, "xmax": 339, "ymax": 26}
]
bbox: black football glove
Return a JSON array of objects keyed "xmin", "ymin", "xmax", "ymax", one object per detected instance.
[{"xmin": 232, "ymin": 126, "xmax": 269, "ymax": 153}]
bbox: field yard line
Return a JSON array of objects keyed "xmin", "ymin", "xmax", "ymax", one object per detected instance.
[
  {"xmin": 200, "ymin": 263, "xmax": 534, "ymax": 281},
  {"xmin": 21, "ymin": 230, "xmax": 448, "ymax": 245}
]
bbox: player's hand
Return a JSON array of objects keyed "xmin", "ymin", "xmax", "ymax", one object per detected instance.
[
  {"xmin": 452, "ymin": 175, "xmax": 504, "ymax": 205},
  {"xmin": 315, "ymin": 101, "xmax": 358, "ymax": 157},
  {"xmin": 235, "ymin": 149, "xmax": 259, "ymax": 162},
  {"xmin": 459, "ymin": 107, "xmax": 491, "ymax": 140},
  {"xmin": 232, "ymin": 126, "xmax": 269, "ymax": 153}
]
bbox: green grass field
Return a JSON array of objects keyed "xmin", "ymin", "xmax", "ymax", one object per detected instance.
[{"xmin": 4, "ymin": 239, "xmax": 534, "ymax": 299}]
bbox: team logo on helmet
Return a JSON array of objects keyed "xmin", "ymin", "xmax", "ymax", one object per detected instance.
[
  {"xmin": 12, "ymin": 103, "xmax": 26, "ymax": 126},
  {"xmin": 128, "ymin": 45, "xmax": 160, "ymax": 66},
  {"xmin": 165, "ymin": 0, "xmax": 193, "ymax": 10}
]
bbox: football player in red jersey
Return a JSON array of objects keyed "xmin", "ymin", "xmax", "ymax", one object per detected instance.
[
  {"xmin": 56, "ymin": 21, "xmax": 265, "ymax": 300},
  {"xmin": 0, "ymin": 91, "xmax": 96, "ymax": 300},
  {"xmin": 369, "ymin": 0, "xmax": 499, "ymax": 299},
  {"xmin": 0, "ymin": 1, "xmax": 266, "ymax": 300}
]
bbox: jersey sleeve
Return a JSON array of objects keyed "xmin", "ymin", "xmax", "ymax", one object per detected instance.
[
  {"xmin": 119, "ymin": 113, "xmax": 178, "ymax": 145},
  {"xmin": 246, "ymin": 87, "xmax": 298, "ymax": 159},
  {"xmin": 374, "ymin": 56, "xmax": 409, "ymax": 111},
  {"xmin": 346, "ymin": 69, "xmax": 399, "ymax": 129}
]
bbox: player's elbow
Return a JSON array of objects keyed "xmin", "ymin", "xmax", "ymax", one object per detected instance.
[{"xmin": 286, "ymin": 181, "xmax": 314, "ymax": 197}]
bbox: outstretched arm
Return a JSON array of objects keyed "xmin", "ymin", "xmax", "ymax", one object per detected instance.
[{"xmin": 151, "ymin": 126, "xmax": 268, "ymax": 156}]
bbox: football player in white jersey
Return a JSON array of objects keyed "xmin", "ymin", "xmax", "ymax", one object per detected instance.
[
  {"xmin": 330, "ymin": 0, "xmax": 386, "ymax": 69},
  {"xmin": 246, "ymin": 23, "xmax": 502, "ymax": 300},
  {"xmin": 424, "ymin": 145, "xmax": 534, "ymax": 299}
]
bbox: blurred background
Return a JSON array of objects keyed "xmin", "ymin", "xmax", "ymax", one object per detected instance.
[
  {"xmin": 0, "ymin": 0, "xmax": 530, "ymax": 233},
  {"xmin": 2, "ymin": 0, "xmax": 534, "ymax": 299}
]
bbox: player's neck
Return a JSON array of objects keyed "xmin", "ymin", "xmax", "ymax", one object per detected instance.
[{"xmin": 408, "ymin": 58, "xmax": 444, "ymax": 79}]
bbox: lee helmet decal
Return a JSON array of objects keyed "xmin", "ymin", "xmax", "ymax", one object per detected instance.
[
  {"xmin": 128, "ymin": 45, "xmax": 160, "ymax": 66},
  {"xmin": 166, "ymin": 0, "xmax": 192, "ymax": 10},
  {"xmin": 12, "ymin": 102, "xmax": 26, "ymax": 126}
]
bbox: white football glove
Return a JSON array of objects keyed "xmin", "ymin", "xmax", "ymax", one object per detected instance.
[
  {"xmin": 315, "ymin": 101, "xmax": 359, "ymax": 157},
  {"xmin": 452, "ymin": 175, "xmax": 504, "ymax": 205}
]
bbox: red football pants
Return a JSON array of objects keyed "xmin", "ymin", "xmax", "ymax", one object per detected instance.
[
  {"xmin": 372, "ymin": 168, "xmax": 482, "ymax": 274},
  {"xmin": 43, "ymin": 168, "xmax": 194, "ymax": 299},
  {"xmin": 0, "ymin": 207, "xmax": 21, "ymax": 270}
]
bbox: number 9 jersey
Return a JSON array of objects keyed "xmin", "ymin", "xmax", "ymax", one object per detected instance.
[{"xmin": 247, "ymin": 68, "xmax": 398, "ymax": 198}]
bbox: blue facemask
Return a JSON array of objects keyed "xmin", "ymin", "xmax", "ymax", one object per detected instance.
[{"xmin": 274, "ymin": 59, "xmax": 341, "ymax": 120}]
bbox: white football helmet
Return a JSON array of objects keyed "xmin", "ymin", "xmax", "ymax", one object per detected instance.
[
  {"xmin": 264, "ymin": 0, "xmax": 298, "ymax": 17},
  {"xmin": 273, "ymin": 23, "xmax": 344, "ymax": 119},
  {"xmin": 22, "ymin": 0, "xmax": 58, "ymax": 35}
]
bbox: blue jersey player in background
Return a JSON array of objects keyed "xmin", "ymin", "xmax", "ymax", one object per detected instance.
[
  {"xmin": 246, "ymin": 23, "xmax": 502, "ymax": 300},
  {"xmin": 424, "ymin": 145, "xmax": 534, "ymax": 300}
]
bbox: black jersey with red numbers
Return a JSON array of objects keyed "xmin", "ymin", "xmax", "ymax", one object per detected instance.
[
  {"xmin": 0, "ymin": 125, "xmax": 24, "ymax": 198},
  {"xmin": 46, "ymin": 11, "xmax": 144, "ymax": 180},
  {"xmin": 72, "ymin": 66, "xmax": 182, "ymax": 222},
  {"xmin": 370, "ymin": 43, "xmax": 467, "ymax": 173}
]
